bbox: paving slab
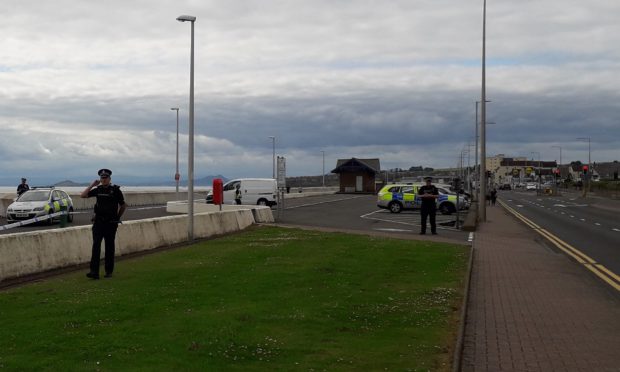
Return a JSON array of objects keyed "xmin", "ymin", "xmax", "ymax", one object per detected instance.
[{"xmin": 460, "ymin": 204, "xmax": 620, "ymax": 371}]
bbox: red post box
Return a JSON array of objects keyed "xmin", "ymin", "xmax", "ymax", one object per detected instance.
[{"xmin": 212, "ymin": 178, "xmax": 223, "ymax": 205}]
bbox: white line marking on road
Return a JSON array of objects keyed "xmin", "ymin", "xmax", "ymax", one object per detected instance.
[
  {"xmin": 561, "ymin": 212, "xmax": 566, "ymax": 215},
  {"xmin": 468, "ymin": 232, "xmax": 474, "ymax": 242},
  {"xmin": 570, "ymin": 215, "xmax": 575, "ymax": 218},
  {"xmin": 613, "ymin": 228, "xmax": 620, "ymax": 232},
  {"xmin": 580, "ymin": 218, "xmax": 586, "ymax": 221},
  {"xmin": 516, "ymin": 205, "xmax": 524, "ymax": 208},
  {"xmin": 130, "ymin": 206, "xmax": 167, "ymax": 211},
  {"xmin": 285, "ymin": 195, "xmax": 366, "ymax": 210},
  {"xmin": 595, "ymin": 223, "xmax": 601, "ymax": 226},
  {"xmin": 373, "ymin": 228, "xmax": 412, "ymax": 233}
]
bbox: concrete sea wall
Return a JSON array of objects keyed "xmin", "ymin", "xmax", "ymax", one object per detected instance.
[{"xmin": 0, "ymin": 208, "xmax": 268, "ymax": 283}]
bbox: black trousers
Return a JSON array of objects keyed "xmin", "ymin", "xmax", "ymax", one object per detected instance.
[
  {"xmin": 420, "ymin": 205, "xmax": 437, "ymax": 233},
  {"xmin": 90, "ymin": 221, "xmax": 118, "ymax": 275}
]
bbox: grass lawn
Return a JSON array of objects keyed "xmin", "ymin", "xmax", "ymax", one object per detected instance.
[{"xmin": 0, "ymin": 226, "xmax": 469, "ymax": 371}]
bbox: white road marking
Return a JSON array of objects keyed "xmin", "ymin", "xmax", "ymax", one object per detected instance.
[
  {"xmin": 595, "ymin": 223, "xmax": 601, "ymax": 226},
  {"xmin": 570, "ymin": 215, "xmax": 575, "ymax": 218},
  {"xmin": 580, "ymin": 218, "xmax": 586, "ymax": 221},
  {"xmin": 373, "ymin": 228, "xmax": 413, "ymax": 232},
  {"xmin": 468, "ymin": 232, "xmax": 474, "ymax": 242},
  {"xmin": 516, "ymin": 205, "xmax": 524, "ymax": 208},
  {"xmin": 613, "ymin": 228, "xmax": 620, "ymax": 232},
  {"xmin": 285, "ymin": 195, "xmax": 366, "ymax": 210}
]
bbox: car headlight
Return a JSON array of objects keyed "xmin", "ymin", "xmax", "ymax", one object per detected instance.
[
  {"xmin": 7, "ymin": 208, "xmax": 13, "ymax": 212},
  {"xmin": 33, "ymin": 207, "xmax": 45, "ymax": 211}
]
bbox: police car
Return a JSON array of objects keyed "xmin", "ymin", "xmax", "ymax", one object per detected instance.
[
  {"xmin": 6, "ymin": 187, "xmax": 74, "ymax": 225},
  {"xmin": 376, "ymin": 183, "xmax": 467, "ymax": 214}
]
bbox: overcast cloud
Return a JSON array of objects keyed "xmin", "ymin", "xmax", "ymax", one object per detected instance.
[{"xmin": 1, "ymin": 0, "xmax": 619, "ymax": 183}]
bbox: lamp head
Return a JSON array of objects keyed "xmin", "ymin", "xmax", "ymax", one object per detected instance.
[
  {"xmin": 176, "ymin": 15, "xmax": 196, "ymax": 22},
  {"xmin": 171, "ymin": 107, "xmax": 179, "ymax": 111}
]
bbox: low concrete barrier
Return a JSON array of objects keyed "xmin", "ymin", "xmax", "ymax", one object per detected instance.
[
  {"xmin": 0, "ymin": 208, "xmax": 265, "ymax": 283},
  {"xmin": 166, "ymin": 201, "xmax": 275, "ymax": 223},
  {"xmin": 461, "ymin": 202, "xmax": 478, "ymax": 232}
]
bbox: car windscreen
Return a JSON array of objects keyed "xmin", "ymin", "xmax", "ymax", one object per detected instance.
[{"xmin": 18, "ymin": 190, "xmax": 50, "ymax": 202}]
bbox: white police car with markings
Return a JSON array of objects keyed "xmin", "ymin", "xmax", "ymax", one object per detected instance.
[
  {"xmin": 377, "ymin": 183, "xmax": 468, "ymax": 215},
  {"xmin": 6, "ymin": 187, "xmax": 74, "ymax": 225}
]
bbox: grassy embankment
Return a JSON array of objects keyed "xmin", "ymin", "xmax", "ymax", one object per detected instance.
[{"xmin": 0, "ymin": 226, "xmax": 469, "ymax": 371}]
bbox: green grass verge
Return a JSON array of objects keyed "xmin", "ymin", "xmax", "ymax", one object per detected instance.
[{"xmin": 0, "ymin": 226, "xmax": 469, "ymax": 371}]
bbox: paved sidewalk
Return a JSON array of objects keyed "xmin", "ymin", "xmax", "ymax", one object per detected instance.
[{"xmin": 461, "ymin": 204, "xmax": 620, "ymax": 371}]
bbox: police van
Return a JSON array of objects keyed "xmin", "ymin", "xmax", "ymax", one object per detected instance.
[
  {"xmin": 207, "ymin": 178, "xmax": 277, "ymax": 206},
  {"xmin": 376, "ymin": 183, "xmax": 466, "ymax": 214}
]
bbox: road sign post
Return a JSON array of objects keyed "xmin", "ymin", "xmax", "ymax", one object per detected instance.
[{"xmin": 277, "ymin": 156, "xmax": 286, "ymax": 219}]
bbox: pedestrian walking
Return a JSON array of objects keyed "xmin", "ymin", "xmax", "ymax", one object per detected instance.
[
  {"xmin": 17, "ymin": 178, "xmax": 29, "ymax": 196},
  {"xmin": 81, "ymin": 168, "xmax": 126, "ymax": 279},
  {"xmin": 234, "ymin": 184, "xmax": 242, "ymax": 205},
  {"xmin": 418, "ymin": 177, "xmax": 438, "ymax": 235},
  {"xmin": 490, "ymin": 187, "xmax": 497, "ymax": 206}
]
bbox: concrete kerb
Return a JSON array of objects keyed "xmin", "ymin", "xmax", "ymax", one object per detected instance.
[{"xmin": 452, "ymin": 235, "xmax": 475, "ymax": 372}]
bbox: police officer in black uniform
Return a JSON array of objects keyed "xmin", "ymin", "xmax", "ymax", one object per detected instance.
[
  {"xmin": 418, "ymin": 176, "xmax": 439, "ymax": 235},
  {"xmin": 17, "ymin": 178, "xmax": 30, "ymax": 196},
  {"xmin": 81, "ymin": 169, "xmax": 126, "ymax": 279}
]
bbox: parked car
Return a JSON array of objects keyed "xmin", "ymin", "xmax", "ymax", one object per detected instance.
[
  {"xmin": 499, "ymin": 183, "xmax": 511, "ymax": 190},
  {"xmin": 6, "ymin": 187, "xmax": 74, "ymax": 224},
  {"xmin": 206, "ymin": 178, "xmax": 277, "ymax": 206},
  {"xmin": 525, "ymin": 182, "xmax": 537, "ymax": 190},
  {"xmin": 376, "ymin": 183, "xmax": 467, "ymax": 214}
]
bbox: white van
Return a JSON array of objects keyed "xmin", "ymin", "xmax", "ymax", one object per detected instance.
[{"xmin": 207, "ymin": 178, "xmax": 277, "ymax": 206}]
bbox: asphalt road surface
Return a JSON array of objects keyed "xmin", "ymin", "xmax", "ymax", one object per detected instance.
[
  {"xmin": 277, "ymin": 194, "xmax": 470, "ymax": 242},
  {"xmin": 499, "ymin": 189, "xmax": 620, "ymax": 274}
]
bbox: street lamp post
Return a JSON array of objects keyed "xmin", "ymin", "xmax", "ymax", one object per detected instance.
[
  {"xmin": 475, "ymin": 100, "xmax": 491, "ymax": 200},
  {"xmin": 320, "ymin": 150, "xmax": 325, "ymax": 187},
  {"xmin": 268, "ymin": 136, "xmax": 276, "ymax": 179},
  {"xmin": 177, "ymin": 14, "xmax": 196, "ymax": 241},
  {"xmin": 531, "ymin": 151, "xmax": 541, "ymax": 191},
  {"xmin": 479, "ymin": 0, "xmax": 488, "ymax": 222},
  {"xmin": 576, "ymin": 137, "xmax": 591, "ymax": 196},
  {"xmin": 552, "ymin": 145, "xmax": 562, "ymax": 188},
  {"xmin": 170, "ymin": 107, "xmax": 180, "ymax": 199}
]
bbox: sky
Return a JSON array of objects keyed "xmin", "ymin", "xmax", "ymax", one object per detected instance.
[{"xmin": 1, "ymin": 0, "xmax": 619, "ymax": 183}]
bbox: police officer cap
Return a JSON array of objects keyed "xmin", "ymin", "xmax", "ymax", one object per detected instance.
[
  {"xmin": 424, "ymin": 176, "xmax": 433, "ymax": 181},
  {"xmin": 98, "ymin": 168, "xmax": 112, "ymax": 177}
]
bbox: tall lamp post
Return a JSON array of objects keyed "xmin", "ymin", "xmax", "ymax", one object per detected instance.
[
  {"xmin": 176, "ymin": 14, "xmax": 196, "ymax": 241},
  {"xmin": 320, "ymin": 150, "xmax": 325, "ymax": 187},
  {"xmin": 551, "ymin": 146, "xmax": 562, "ymax": 182},
  {"xmin": 479, "ymin": 0, "xmax": 488, "ymax": 222},
  {"xmin": 531, "ymin": 151, "xmax": 541, "ymax": 191},
  {"xmin": 576, "ymin": 137, "xmax": 591, "ymax": 196},
  {"xmin": 170, "ymin": 107, "xmax": 180, "ymax": 198},
  {"xmin": 268, "ymin": 136, "xmax": 276, "ymax": 179},
  {"xmin": 475, "ymin": 100, "xmax": 491, "ymax": 200}
]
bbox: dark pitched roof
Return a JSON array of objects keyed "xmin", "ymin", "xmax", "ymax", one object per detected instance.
[{"xmin": 331, "ymin": 158, "xmax": 380, "ymax": 174}]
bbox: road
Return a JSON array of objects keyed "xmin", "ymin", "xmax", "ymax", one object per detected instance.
[
  {"xmin": 277, "ymin": 193, "xmax": 470, "ymax": 242},
  {"xmin": 499, "ymin": 189, "xmax": 620, "ymax": 275},
  {"xmin": 2, "ymin": 194, "xmax": 472, "ymax": 243}
]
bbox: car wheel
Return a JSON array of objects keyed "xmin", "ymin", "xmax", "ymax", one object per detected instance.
[
  {"xmin": 388, "ymin": 201, "xmax": 402, "ymax": 213},
  {"xmin": 257, "ymin": 199, "xmax": 268, "ymax": 206},
  {"xmin": 439, "ymin": 203, "xmax": 455, "ymax": 215},
  {"xmin": 67, "ymin": 207, "xmax": 74, "ymax": 222}
]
